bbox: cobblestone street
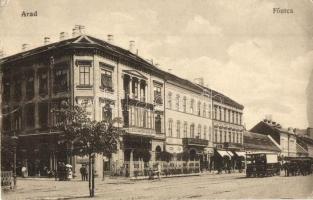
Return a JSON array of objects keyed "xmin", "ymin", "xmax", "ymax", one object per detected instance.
[{"xmin": 2, "ymin": 173, "xmax": 313, "ymax": 200}]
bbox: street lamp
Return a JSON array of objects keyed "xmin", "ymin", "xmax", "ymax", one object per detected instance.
[{"xmin": 11, "ymin": 134, "xmax": 18, "ymax": 189}]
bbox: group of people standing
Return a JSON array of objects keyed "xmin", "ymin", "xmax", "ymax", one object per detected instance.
[
  {"xmin": 57, "ymin": 162, "xmax": 73, "ymax": 181},
  {"xmin": 80, "ymin": 164, "xmax": 89, "ymax": 181}
]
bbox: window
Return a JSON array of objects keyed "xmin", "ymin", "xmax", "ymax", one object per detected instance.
[
  {"xmin": 168, "ymin": 119, "xmax": 173, "ymax": 137},
  {"xmin": 38, "ymin": 69, "xmax": 48, "ymax": 97},
  {"xmin": 3, "ymin": 77, "xmax": 10, "ymax": 103},
  {"xmin": 25, "ymin": 71, "xmax": 34, "ymax": 100},
  {"xmin": 231, "ymin": 111, "xmax": 234, "ymax": 123},
  {"xmin": 236, "ymin": 132, "xmax": 239, "ymax": 143},
  {"xmin": 214, "ymin": 129, "xmax": 218, "ymax": 142},
  {"xmin": 190, "ymin": 99, "xmax": 194, "ymax": 114},
  {"xmin": 224, "ymin": 130, "xmax": 227, "ymax": 142},
  {"xmin": 219, "ymin": 107, "xmax": 222, "ymax": 120},
  {"xmin": 204, "ymin": 126, "xmax": 207, "ymax": 139},
  {"xmin": 220, "ymin": 130, "xmax": 223, "ymax": 143},
  {"xmin": 154, "ymin": 84, "xmax": 162, "ymax": 104},
  {"xmin": 167, "ymin": 92, "xmax": 172, "ymax": 109},
  {"xmin": 79, "ymin": 64, "xmax": 91, "ymax": 86},
  {"xmin": 155, "ymin": 114, "xmax": 162, "ymax": 133},
  {"xmin": 176, "ymin": 120, "xmax": 181, "ymax": 138},
  {"xmin": 214, "ymin": 106, "xmax": 217, "ymax": 119},
  {"xmin": 239, "ymin": 133, "xmax": 242, "ymax": 143},
  {"xmin": 208, "ymin": 104, "xmax": 211, "ymax": 119},
  {"xmin": 183, "ymin": 97, "xmax": 187, "ymax": 112},
  {"xmin": 132, "ymin": 79, "xmax": 139, "ymax": 99},
  {"xmin": 13, "ymin": 74, "xmax": 22, "ymax": 101},
  {"xmin": 233, "ymin": 131, "xmax": 235, "ymax": 143},
  {"xmin": 12, "ymin": 108, "xmax": 22, "ymax": 131},
  {"xmin": 224, "ymin": 108, "xmax": 226, "ymax": 122},
  {"xmin": 228, "ymin": 110, "xmax": 231, "ymax": 122},
  {"xmin": 229, "ymin": 132, "xmax": 231, "ymax": 143},
  {"xmin": 176, "ymin": 95, "xmax": 180, "ymax": 111},
  {"xmin": 197, "ymin": 125, "xmax": 201, "ymax": 139},
  {"xmin": 39, "ymin": 102, "xmax": 49, "ymax": 128},
  {"xmin": 209, "ymin": 126, "xmax": 212, "ymax": 141},
  {"xmin": 3, "ymin": 114, "xmax": 11, "ymax": 132},
  {"xmin": 190, "ymin": 124, "xmax": 195, "ymax": 138},
  {"xmin": 197, "ymin": 101, "xmax": 201, "ymax": 116},
  {"xmin": 183, "ymin": 122, "xmax": 188, "ymax": 137},
  {"xmin": 25, "ymin": 103, "xmax": 35, "ymax": 128},
  {"xmin": 102, "ymin": 103, "xmax": 112, "ymax": 122},
  {"xmin": 54, "ymin": 66, "xmax": 68, "ymax": 93},
  {"xmin": 239, "ymin": 114, "xmax": 242, "ymax": 125},
  {"xmin": 203, "ymin": 103, "xmax": 206, "ymax": 117},
  {"xmin": 101, "ymin": 70, "xmax": 113, "ymax": 91}
]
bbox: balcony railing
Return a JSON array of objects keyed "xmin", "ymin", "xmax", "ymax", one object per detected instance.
[
  {"xmin": 123, "ymin": 126, "xmax": 165, "ymax": 139},
  {"xmin": 182, "ymin": 138, "xmax": 209, "ymax": 147}
]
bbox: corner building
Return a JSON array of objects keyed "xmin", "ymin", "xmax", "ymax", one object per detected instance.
[{"xmin": 1, "ymin": 35, "xmax": 166, "ymax": 178}]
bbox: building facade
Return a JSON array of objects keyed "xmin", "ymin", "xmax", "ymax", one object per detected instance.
[
  {"xmin": 1, "ymin": 32, "xmax": 245, "ymax": 177},
  {"xmin": 163, "ymin": 74, "xmax": 214, "ymax": 170},
  {"xmin": 250, "ymin": 119, "xmax": 297, "ymax": 157},
  {"xmin": 0, "ymin": 34, "xmax": 166, "ymax": 178}
]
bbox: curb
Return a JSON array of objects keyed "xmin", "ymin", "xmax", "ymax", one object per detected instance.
[{"xmin": 130, "ymin": 173, "xmax": 200, "ymax": 181}]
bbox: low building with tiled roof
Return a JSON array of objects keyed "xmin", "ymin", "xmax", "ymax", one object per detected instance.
[{"xmin": 243, "ymin": 131, "xmax": 281, "ymax": 154}]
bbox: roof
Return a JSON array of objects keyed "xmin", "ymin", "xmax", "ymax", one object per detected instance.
[
  {"xmin": 258, "ymin": 120, "xmax": 295, "ymax": 135},
  {"xmin": 0, "ymin": 34, "xmax": 244, "ymax": 110},
  {"xmin": 243, "ymin": 131, "xmax": 281, "ymax": 152},
  {"xmin": 296, "ymin": 143, "xmax": 308, "ymax": 155}
]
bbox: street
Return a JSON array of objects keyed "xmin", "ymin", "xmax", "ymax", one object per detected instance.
[{"xmin": 2, "ymin": 173, "xmax": 313, "ymax": 200}]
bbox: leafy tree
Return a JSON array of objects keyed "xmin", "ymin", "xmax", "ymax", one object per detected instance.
[
  {"xmin": 159, "ymin": 151, "xmax": 173, "ymax": 162},
  {"xmin": 54, "ymin": 101, "xmax": 122, "ymax": 197}
]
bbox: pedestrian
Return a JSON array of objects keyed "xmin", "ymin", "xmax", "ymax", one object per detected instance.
[
  {"xmin": 80, "ymin": 165, "xmax": 85, "ymax": 181},
  {"xmin": 157, "ymin": 163, "xmax": 161, "ymax": 180},
  {"xmin": 21, "ymin": 166, "xmax": 27, "ymax": 178},
  {"xmin": 84, "ymin": 165, "xmax": 89, "ymax": 181}
]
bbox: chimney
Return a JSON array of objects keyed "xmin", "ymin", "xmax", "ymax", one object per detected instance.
[
  {"xmin": 129, "ymin": 40, "xmax": 135, "ymax": 54},
  {"xmin": 72, "ymin": 28, "xmax": 79, "ymax": 37},
  {"xmin": 107, "ymin": 34, "xmax": 114, "ymax": 44},
  {"xmin": 59, "ymin": 32, "xmax": 68, "ymax": 41},
  {"xmin": 22, "ymin": 43, "xmax": 29, "ymax": 51},
  {"xmin": 75, "ymin": 25, "xmax": 85, "ymax": 35},
  {"xmin": 194, "ymin": 77, "xmax": 204, "ymax": 86},
  {"xmin": 44, "ymin": 37, "xmax": 50, "ymax": 45}
]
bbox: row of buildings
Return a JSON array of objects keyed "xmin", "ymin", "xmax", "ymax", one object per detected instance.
[{"xmin": 1, "ymin": 29, "xmax": 312, "ymax": 178}]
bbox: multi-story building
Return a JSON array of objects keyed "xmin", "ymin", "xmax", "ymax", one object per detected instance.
[
  {"xmin": 0, "ymin": 33, "xmax": 166, "ymax": 178},
  {"xmin": 163, "ymin": 74, "xmax": 214, "ymax": 170},
  {"xmin": 250, "ymin": 119, "xmax": 297, "ymax": 157},
  {"xmin": 1, "ymin": 30, "xmax": 245, "ymax": 176}
]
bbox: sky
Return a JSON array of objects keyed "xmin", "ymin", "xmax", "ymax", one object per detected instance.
[{"xmin": 0, "ymin": 0, "xmax": 312, "ymax": 129}]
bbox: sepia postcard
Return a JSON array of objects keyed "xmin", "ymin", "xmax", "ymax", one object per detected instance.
[{"xmin": 0, "ymin": 0, "xmax": 313, "ymax": 199}]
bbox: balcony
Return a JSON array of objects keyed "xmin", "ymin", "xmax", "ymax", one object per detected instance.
[
  {"xmin": 121, "ymin": 98, "xmax": 154, "ymax": 110},
  {"xmin": 182, "ymin": 138, "xmax": 209, "ymax": 147},
  {"xmin": 123, "ymin": 126, "xmax": 165, "ymax": 140}
]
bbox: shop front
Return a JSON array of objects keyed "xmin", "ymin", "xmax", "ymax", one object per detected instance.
[{"xmin": 182, "ymin": 137, "xmax": 209, "ymax": 171}]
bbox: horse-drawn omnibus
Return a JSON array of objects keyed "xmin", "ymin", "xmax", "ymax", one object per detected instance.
[{"xmin": 246, "ymin": 153, "xmax": 280, "ymax": 177}]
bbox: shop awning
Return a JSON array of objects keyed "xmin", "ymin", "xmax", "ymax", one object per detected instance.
[
  {"xmin": 226, "ymin": 151, "xmax": 234, "ymax": 157},
  {"xmin": 235, "ymin": 151, "xmax": 246, "ymax": 158},
  {"xmin": 217, "ymin": 150, "xmax": 231, "ymax": 158}
]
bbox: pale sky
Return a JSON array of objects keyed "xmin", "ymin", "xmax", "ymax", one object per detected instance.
[{"xmin": 1, "ymin": 0, "xmax": 312, "ymax": 129}]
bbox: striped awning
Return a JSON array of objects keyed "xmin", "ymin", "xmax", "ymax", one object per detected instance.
[{"xmin": 217, "ymin": 150, "xmax": 231, "ymax": 158}]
